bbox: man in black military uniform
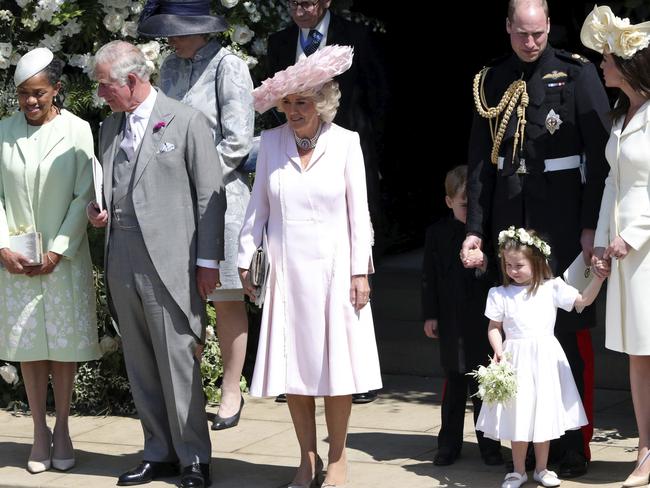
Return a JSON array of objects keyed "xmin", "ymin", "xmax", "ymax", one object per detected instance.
[{"xmin": 461, "ymin": 0, "xmax": 610, "ymax": 478}]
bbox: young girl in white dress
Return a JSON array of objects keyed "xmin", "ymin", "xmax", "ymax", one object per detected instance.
[{"xmin": 476, "ymin": 227, "xmax": 608, "ymax": 488}]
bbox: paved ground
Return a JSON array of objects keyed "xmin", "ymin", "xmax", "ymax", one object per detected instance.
[{"xmin": 0, "ymin": 375, "xmax": 642, "ymax": 487}]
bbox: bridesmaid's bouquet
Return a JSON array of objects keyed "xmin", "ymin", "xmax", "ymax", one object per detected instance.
[{"xmin": 468, "ymin": 355, "xmax": 517, "ymax": 405}]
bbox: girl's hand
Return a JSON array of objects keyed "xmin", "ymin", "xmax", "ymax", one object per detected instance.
[
  {"xmin": 0, "ymin": 247, "xmax": 31, "ymax": 274},
  {"xmin": 238, "ymin": 268, "xmax": 257, "ymax": 301},
  {"xmin": 24, "ymin": 251, "xmax": 61, "ymax": 277},
  {"xmin": 492, "ymin": 351, "xmax": 503, "ymax": 363},
  {"xmin": 604, "ymin": 235, "xmax": 631, "ymax": 261},
  {"xmin": 424, "ymin": 319, "xmax": 439, "ymax": 339},
  {"xmin": 350, "ymin": 274, "xmax": 370, "ymax": 311}
]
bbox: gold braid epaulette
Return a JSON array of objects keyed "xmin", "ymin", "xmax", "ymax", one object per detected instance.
[{"xmin": 472, "ymin": 67, "xmax": 529, "ymax": 165}]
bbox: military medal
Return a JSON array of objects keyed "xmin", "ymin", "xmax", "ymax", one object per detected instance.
[
  {"xmin": 545, "ymin": 109, "xmax": 563, "ymax": 135},
  {"xmin": 516, "ymin": 157, "xmax": 528, "ymax": 174}
]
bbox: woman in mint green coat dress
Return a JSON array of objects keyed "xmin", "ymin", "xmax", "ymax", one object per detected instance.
[{"xmin": 0, "ymin": 48, "xmax": 99, "ymax": 473}]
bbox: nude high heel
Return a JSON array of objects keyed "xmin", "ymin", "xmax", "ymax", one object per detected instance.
[
  {"xmin": 622, "ymin": 449, "xmax": 650, "ymax": 487},
  {"xmin": 27, "ymin": 429, "xmax": 52, "ymax": 474}
]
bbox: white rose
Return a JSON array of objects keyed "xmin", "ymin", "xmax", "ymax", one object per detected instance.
[
  {"xmin": 10, "ymin": 51, "xmax": 21, "ymax": 65},
  {"xmin": 138, "ymin": 40, "xmax": 161, "ymax": 61},
  {"xmin": 0, "ymin": 42, "xmax": 11, "ymax": 58},
  {"xmin": 39, "ymin": 32, "xmax": 63, "ymax": 52},
  {"xmin": 130, "ymin": 1, "xmax": 142, "ymax": 15},
  {"xmin": 16, "ymin": 0, "xmax": 31, "ymax": 7},
  {"xmin": 99, "ymin": 335, "xmax": 119, "ymax": 355},
  {"xmin": 22, "ymin": 16, "xmax": 40, "ymax": 31},
  {"xmin": 205, "ymin": 326, "xmax": 216, "ymax": 341},
  {"xmin": 232, "ymin": 24, "xmax": 254, "ymax": 44},
  {"xmin": 221, "ymin": 0, "xmax": 239, "ymax": 8},
  {"xmin": 0, "ymin": 57, "xmax": 9, "ymax": 70},
  {"xmin": 0, "ymin": 363, "xmax": 19, "ymax": 385},
  {"xmin": 250, "ymin": 11, "xmax": 261, "ymax": 23},
  {"xmin": 0, "ymin": 10, "xmax": 14, "ymax": 21},
  {"xmin": 61, "ymin": 19, "xmax": 81, "ymax": 37},
  {"xmin": 69, "ymin": 53, "xmax": 90, "ymax": 69},
  {"xmin": 121, "ymin": 20, "xmax": 138, "ymax": 38},
  {"xmin": 619, "ymin": 30, "xmax": 650, "ymax": 59},
  {"xmin": 251, "ymin": 38, "xmax": 267, "ymax": 56},
  {"xmin": 104, "ymin": 13, "xmax": 124, "ymax": 33}
]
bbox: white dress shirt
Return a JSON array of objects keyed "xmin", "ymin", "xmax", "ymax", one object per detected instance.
[{"xmin": 294, "ymin": 10, "xmax": 331, "ymax": 62}]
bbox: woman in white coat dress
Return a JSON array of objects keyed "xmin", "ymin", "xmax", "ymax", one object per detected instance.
[
  {"xmin": 582, "ymin": 7, "xmax": 650, "ymax": 486},
  {"xmin": 238, "ymin": 46, "xmax": 382, "ymax": 488}
]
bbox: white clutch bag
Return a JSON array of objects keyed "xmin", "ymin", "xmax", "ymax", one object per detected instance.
[
  {"xmin": 9, "ymin": 231, "xmax": 43, "ymax": 266},
  {"xmin": 563, "ymin": 253, "xmax": 593, "ymax": 313}
]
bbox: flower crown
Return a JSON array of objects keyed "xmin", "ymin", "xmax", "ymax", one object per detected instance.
[
  {"xmin": 581, "ymin": 5, "xmax": 650, "ymax": 59},
  {"xmin": 498, "ymin": 226, "xmax": 551, "ymax": 258}
]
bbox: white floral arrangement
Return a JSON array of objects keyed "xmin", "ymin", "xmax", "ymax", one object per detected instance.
[
  {"xmin": 0, "ymin": 363, "xmax": 19, "ymax": 386},
  {"xmin": 468, "ymin": 356, "xmax": 518, "ymax": 405},
  {"xmin": 498, "ymin": 225, "xmax": 551, "ymax": 257}
]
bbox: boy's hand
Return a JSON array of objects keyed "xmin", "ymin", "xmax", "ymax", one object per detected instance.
[{"xmin": 424, "ymin": 319, "xmax": 439, "ymax": 339}]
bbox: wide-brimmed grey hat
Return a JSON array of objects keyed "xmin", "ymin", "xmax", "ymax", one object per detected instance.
[{"xmin": 138, "ymin": 0, "xmax": 228, "ymax": 38}]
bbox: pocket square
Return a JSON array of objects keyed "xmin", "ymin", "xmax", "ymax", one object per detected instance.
[{"xmin": 158, "ymin": 142, "xmax": 175, "ymax": 153}]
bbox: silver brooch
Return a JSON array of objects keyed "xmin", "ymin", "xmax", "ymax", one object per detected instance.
[{"xmin": 545, "ymin": 109, "xmax": 563, "ymax": 135}]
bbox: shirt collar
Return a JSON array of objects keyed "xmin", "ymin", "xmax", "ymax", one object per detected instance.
[
  {"xmin": 131, "ymin": 85, "xmax": 157, "ymax": 120},
  {"xmin": 300, "ymin": 9, "xmax": 330, "ymax": 39}
]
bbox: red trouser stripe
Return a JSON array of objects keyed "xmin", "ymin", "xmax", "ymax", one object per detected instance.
[{"xmin": 577, "ymin": 329, "xmax": 594, "ymax": 460}]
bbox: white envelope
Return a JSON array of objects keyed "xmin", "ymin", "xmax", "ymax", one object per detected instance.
[
  {"xmin": 92, "ymin": 155, "xmax": 103, "ymax": 211},
  {"xmin": 562, "ymin": 253, "xmax": 593, "ymax": 313}
]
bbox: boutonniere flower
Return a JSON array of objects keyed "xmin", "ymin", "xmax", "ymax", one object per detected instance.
[{"xmin": 153, "ymin": 121, "xmax": 166, "ymax": 133}]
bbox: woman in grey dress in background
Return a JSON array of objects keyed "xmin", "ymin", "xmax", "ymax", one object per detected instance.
[{"xmin": 139, "ymin": 0, "xmax": 254, "ymax": 429}]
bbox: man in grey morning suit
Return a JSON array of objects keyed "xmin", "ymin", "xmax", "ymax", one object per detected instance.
[{"xmin": 87, "ymin": 41, "xmax": 225, "ymax": 488}]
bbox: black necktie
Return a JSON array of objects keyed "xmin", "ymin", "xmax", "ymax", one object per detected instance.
[{"xmin": 303, "ymin": 29, "xmax": 323, "ymax": 56}]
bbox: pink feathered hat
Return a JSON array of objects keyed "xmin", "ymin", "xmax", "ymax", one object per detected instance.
[{"xmin": 253, "ymin": 45, "xmax": 354, "ymax": 113}]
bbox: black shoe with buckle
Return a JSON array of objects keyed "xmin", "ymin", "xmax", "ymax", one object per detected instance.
[
  {"xmin": 116, "ymin": 460, "xmax": 179, "ymax": 486},
  {"xmin": 212, "ymin": 396, "xmax": 244, "ymax": 431},
  {"xmin": 352, "ymin": 391, "xmax": 377, "ymax": 404},
  {"xmin": 558, "ymin": 451, "xmax": 588, "ymax": 478},
  {"xmin": 180, "ymin": 462, "xmax": 211, "ymax": 488},
  {"xmin": 434, "ymin": 447, "xmax": 460, "ymax": 466}
]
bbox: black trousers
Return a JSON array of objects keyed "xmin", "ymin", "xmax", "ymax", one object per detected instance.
[
  {"xmin": 550, "ymin": 330, "xmax": 593, "ymax": 461},
  {"xmin": 438, "ymin": 371, "xmax": 501, "ymax": 455}
]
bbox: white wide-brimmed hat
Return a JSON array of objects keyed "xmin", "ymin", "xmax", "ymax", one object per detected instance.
[
  {"xmin": 581, "ymin": 5, "xmax": 650, "ymax": 59},
  {"xmin": 14, "ymin": 47, "xmax": 53, "ymax": 86}
]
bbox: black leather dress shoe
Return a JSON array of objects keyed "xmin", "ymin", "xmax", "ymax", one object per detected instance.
[
  {"xmin": 352, "ymin": 391, "xmax": 377, "ymax": 404},
  {"xmin": 433, "ymin": 447, "xmax": 460, "ymax": 466},
  {"xmin": 275, "ymin": 394, "xmax": 287, "ymax": 403},
  {"xmin": 180, "ymin": 462, "xmax": 211, "ymax": 488},
  {"xmin": 116, "ymin": 461, "xmax": 179, "ymax": 486},
  {"xmin": 212, "ymin": 396, "xmax": 244, "ymax": 430},
  {"xmin": 558, "ymin": 451, "xmax": 588, "ymax": 478},
  {"xmin": 482, "ymin": 450, "xmax": 505, "ymax": 466}
]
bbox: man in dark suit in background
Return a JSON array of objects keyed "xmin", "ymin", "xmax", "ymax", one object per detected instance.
[{"xmin": 267, "ymin": 0, "xmax": 389, "ymax": 405}]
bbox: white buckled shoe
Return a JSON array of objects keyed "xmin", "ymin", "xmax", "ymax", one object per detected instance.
[
  {"xmin": 502, "ymin": 471, "xmax": 527, "ymax": 488},
  {"xmin": 534, "ymin": 469, "xmax": 561, "ymax": 487}
]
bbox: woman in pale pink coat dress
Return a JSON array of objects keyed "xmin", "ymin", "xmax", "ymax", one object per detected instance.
[{"xmin": 238, "ymin": 46, "xmax": 382, "ymax": 488}]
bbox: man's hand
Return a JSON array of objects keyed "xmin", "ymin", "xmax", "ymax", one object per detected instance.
[
  {"xmin": 0, "ymin": 247, "xmax": 31, "ymax": 274},
  {"xmin": 424, "ymin": 319, "xmax": 439, "ymax": 339},
  {"xmin": 196, "ymin": 266, "xmax": 220, "ymax": 300},
  {"xmin": 580, "ymin": 228, "xmax": 596, "ymax": 265},
  {"xmin": 461, "ymin": 234, "xmax": 483, "ymax": 268},
  {"xmin": 87, "ymin": 201, "xmax": 108, "ymax": 228}
]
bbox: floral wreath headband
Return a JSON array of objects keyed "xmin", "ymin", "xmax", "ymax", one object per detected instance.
[
  {"xmin": 581, "ymin": 5, "xmax": 650, "ymax": 59},
  {"xmin": 498, "ymin": 226, "xmax": 552, "ymax": 258}
]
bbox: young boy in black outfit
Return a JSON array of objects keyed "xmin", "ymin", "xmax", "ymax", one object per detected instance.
[{"xmin": 421, "ymin": 165, "xmax": 503, "ymax": 466}]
